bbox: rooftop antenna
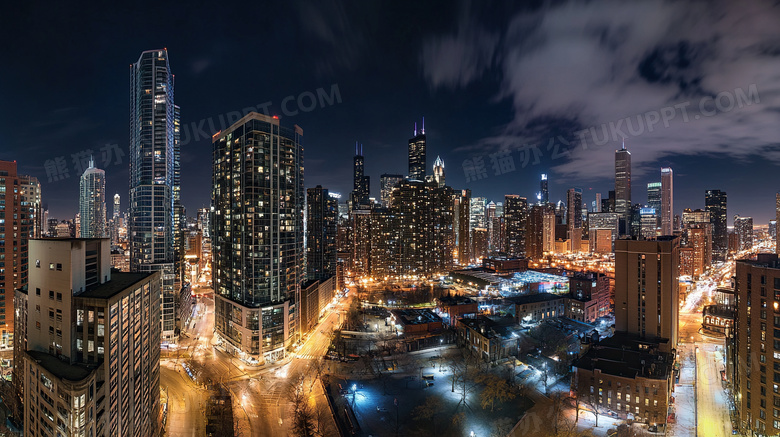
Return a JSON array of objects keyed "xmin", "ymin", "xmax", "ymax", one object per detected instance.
[
  {"xmin": 422, "ymin": 117, "xmax": 425, "ymax": 135},
  {"xmin": 414, "ymin": 122, "xmax": 417, "ymax": 137},
  {"xmin": 355, "ymin": 141, "xmax": 359, "ymax": 156},
  {"xmin": 622, "ymin": 137, "xmax": 626, "ymax": 150}
]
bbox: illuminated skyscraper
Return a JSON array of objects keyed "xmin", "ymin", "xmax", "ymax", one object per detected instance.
[
  {"xmin": 408, "ymin": 119, "xmax": 426, "ymax": 181},
  {"xmin": 615, "ymin": 141, "xmax": 632, "ymax": 235},
  {"xmin": 351, "ymin": 143, "xmax": 370, "ymax": 208},
  {"xmin": 567, "ymin": 188, "xmax": 583, "ymax": 252},
  {"xmin": 661, "ymin": 167, "xmax": 673, "ymax": 235},
  {"xmin": 456, "ymin": 189, "xmax": 471, "ymax": 264},
  {"xmin": 433, "ymin": 155, "xmax": 445, "ymax": 188},
  {"xmin": 647, "ymin": 182, "xmax": 661, "ymax": 229},
  {"xmin": 380, "ymin": 174, "xmax": 404, "ymax": 208},
  {"xmin": 639, "ymin": 207, "xmax": 657, "ymax": 240},
  {"xmin": 504, "ymin": 195, "xmax": 528, "ymax": 257},
  {"xmin": 527, "ymin": 203, "xmax": 555, "ymax": 259},
  {"xmin": 734, "ymin": 215, "xmax": 753, "ymax": 252},
  {"xmin": 79, "ymin": 158, "xmax": 107, "ymax": 238},
  {"xmin": 129, "ymin": 49, "xmax": 178, "ymax": 341},
  {"xmin": 540, "ymin": 173, "xmax": 549, "ymax": 204},
  {"xmin": 212, "ymin": 112, "xmax": 304, "ymax": 363},
  {"xmin": 307, "ymin": 186, "xmax": 339, "ymax": 281}
]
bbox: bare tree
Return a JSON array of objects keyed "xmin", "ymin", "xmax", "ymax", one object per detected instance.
[
  {"xmin": 412, "ymin": 396, "xmax": 443, "ymax": 435},
  {"xmin": 581, "ymin": 393, "xmax": 602, "ymax": 428},
  {"xmin": 479, "ymin": 374, "xmax": 516, "ymax": 412},
  {"xmin": 489, "ymin": 417, "xmax": 516, "ymax": 437}
]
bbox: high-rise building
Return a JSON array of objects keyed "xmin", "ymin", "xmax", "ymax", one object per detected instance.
[
  {"xmin": 639, "ymin": 207, "xmax": 658, "ymax": 240},
  {"xmin": 661, "ymin": 167, "xmax": 673, "ymax": 235},
  {"xmin": 705, "ymin": 190, "xmax": 728, "ymax": 261},
  {"xmin": 351, "ymin": 143, "xmax": 370, "ymax": 208},
  {"xmin": 408, "ymin": 119, "xmax": 426, "ymax": 181},
  {"xmin": 504, "ymin": 195, "xmax": 528, "ymax": 257},
  {"xmin": 593, "ymin": 192, "xmax": 602, "ymax": 213},
  {"xmin": 540, "ymin": 174, "xmax": 549, "ymax": 204},
  {"xmin": 0, "ymin": 160, "xmax": 41, "ymax": 349},
  {"xmin": 470, "ymin": 197, "xmax": 487, "ymax": 230},
  {"xmin": 456, "ymin": 189, "xmax": 471, "ymax": 265},
  {"xmin": 588, "ymin": 212, "xmax": 619, "ymax": 253},
  {"xmin": 776, "ymin": 194, "xmax": 780, "ymax": 256},
  {"xmin": 734, "ymin": 215, "xmax": 754, "ymax": 252},
  {"xmin": 614, "ymin": 237, "xmax": 680, "ymax": 349},
  {"xmin": 307, "ymin": 186, "xmax": 338, "ymax": 281},
  {"xmin": 567, "ymin": 188, "xmax": 583, "ymax": 252},
  {"xmin": 129, "ymin": 49, "xmax": 179, "ymax": 341},
  {"xmin": 380, "ymin": 174, "xmax": 404, "ymax": 208},
  {"xmin": 197, "ymin": 207, "xmax": 210, "ymax": 239},
  {"xmin": 647, "ymin": 182, "xmax": 661, "ymax": 229},
  {"xmin": 79, "ymin": 158, "xmax": 107, "ymax": 238},
  {"xmin": 527, "ymin": 204, "xmax": 555, "ymax": 259},
  {"xmin": 212, "ymin": 112, "xmax": 303, "ymax": 364},
  {"xmin": 615, "ymin": 142, "xmax": 632, "ymax": 235},
  {"xmin": 433, "ymin": 155, "xmax": 445, "ymax": 188},
  {"xmin": 15, "ymin": 238, "xmax": 160, "ymax": 436}
]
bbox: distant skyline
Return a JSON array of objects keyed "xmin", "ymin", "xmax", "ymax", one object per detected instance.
[{"xmin": 2, "ymin": 1, "xmax": 779, "ymax": 224}]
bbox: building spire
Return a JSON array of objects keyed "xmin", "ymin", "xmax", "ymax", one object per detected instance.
[
  {"xmin": 414, "ymin": 122, "xmax": 417, "ymax": 137},
  {"xmin": 421, "ymin": 116, "xmax": 425, "ymax": 135},
  {"xmin": 89, "ymin": 155, "xmax": 94, "ymax": 169},
  {"xmin": 622, "ymin": 137, "xmax": 626, "ymax": 150}
]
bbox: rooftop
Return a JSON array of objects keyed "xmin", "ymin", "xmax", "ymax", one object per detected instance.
[
  {"xmin": 391, "ymin": 308, "xmax": 442, "ymax": 325},
  {"xmin": 78, "ymin": 272, "xmax": 155, "ymax": 300},
  {"xmin": 458, "ymin": 315, "xmax": 516, "ymax": 339},
  {"xmin": 437, "ymin": 294, "xmax": 476, "ymax": 306},
  {"xmin": 573, "ymin": 333, "xmax": 673, "ymax": 380},
  {"xmin": 505, "ymin": 293, "xmax": 564, "ymax": 306},
  {"xmin": 26, "ymin": 350, "xmax": 96, "ymax": 382}
]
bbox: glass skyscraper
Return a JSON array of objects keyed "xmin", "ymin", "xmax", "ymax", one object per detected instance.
[
  {"xmin": 78, "ymin": 158, "xmax": 107, "ymax": 238},
  {"xmin": 408, "ymin": 121, "xmax": 426, "ymax": 181},
  {"xmin": 211, "ymin": 112, "xmax": 304, "ymax": 364},
  {"xmin": 129, "ymin": 49, "xmax": 179, "ymax": 341},
  {"xmin": 615, "ymin": 142, "xmax": 632, "ymax": 235}
]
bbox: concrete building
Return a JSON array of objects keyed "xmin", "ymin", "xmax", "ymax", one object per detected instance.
[
  {"xmin": 660, "ymin": 168, "xmax": 673, "ymax": 235},
  {"xmin": 588, "ymin": 212, "xmax": 619, "ymax": 253},
  {"xmin": 734, "ymin": 215, "xmax": 754, "ymax": 252},
  {"xmin": 527, "ymin": 203, "xmax": 555, "ymax": 259},
  {"xmin": 504, "ymin": 195, "xmax": 528, "ymax": 258},
  {"xmin": 456, "ymin": 316, "xmax": 518, "ymax": 363},
  {"xmin": 15, "ymin": 238, "xmax": 160, "ymax": 436},
  {"xmin": 614, "ymin": 237, "xmax": 680, "ymax": 350}
]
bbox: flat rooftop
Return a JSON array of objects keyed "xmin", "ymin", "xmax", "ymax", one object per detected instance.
[
  {"xmin": 26, "ymin": 350, "xmax": 96, "ymax": 382},
  {"xmin": 391, "ymin": 309, "xmax": 442, "ymax": 325},
  {"xmin": 78, "ymin": 272, "xmax": 154, "ymax": 299},
  {"xmin": 573, "ymin": 333, "xmax": 673, "ymax": 380}
]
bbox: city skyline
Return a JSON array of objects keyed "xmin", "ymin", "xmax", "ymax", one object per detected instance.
[{"xmin": 2, "ymin": 2, "xmax": 780, "ymax": 224}]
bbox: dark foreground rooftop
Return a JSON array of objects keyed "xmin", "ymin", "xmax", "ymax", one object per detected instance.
[
  {"xmin": 78, "ymin": 272, "xmax": 155, "ymax": 299},
  {"xmin": 26, "ymin": 350, "xmax": 96, "ymax": 382}
]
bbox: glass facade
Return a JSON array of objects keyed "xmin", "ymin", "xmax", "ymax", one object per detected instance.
[{"xmin": 212, "ymin": 113, "xmax": 303, "ymax": 362}]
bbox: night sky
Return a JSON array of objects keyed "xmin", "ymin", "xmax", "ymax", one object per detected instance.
[{"xmin": 2, "ymin": 1, "xmax": 780, "ymax": 224}]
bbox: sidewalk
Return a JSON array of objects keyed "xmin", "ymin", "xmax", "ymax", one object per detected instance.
[{"xmin": 668, "ymin": 343, "xmax": 696, "ymax": 437}]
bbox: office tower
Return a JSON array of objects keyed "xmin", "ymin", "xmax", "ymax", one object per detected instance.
[
  {"xmin": 527, "ymin": 204, "xmax": 555, "ymax": 259},
  {"xmin": 408, "ymin": 119, "xmax": 426, "ymax": 181},
  {"xmin": 15, "ymin": 238, "xmax": 160, "ymax": 436},
  {"xmin": 540, "ymin": 174, "xmax": 549, "ymax": 204},
  {"xmin": 307, "ymin": 186, "xmax": 338, "ymax": 280},
  {"xmin": 661, "ymin": 167, "xmax": 673, "ymax": 235},
  {"xmin": 705, "ymin": 190, "xmax": 728, "ymax": 261},
  {"xmin": 472, "ymin": 228, "xmax": 489, "ymax": 261},
  {"xmin": 79, "ymin": 158, "xmax": 107, "ymax": 238},
  {"xmin": 605, "ymin": 190, "xmax": 616, "ymax": 213},
  {"xmin": 129, "ymin": 49, "xmax": 178, "ymax": 341},
  {"xmin": 113, "ymin": 193, "xmax": 120, "ymax": 220},
  {"xmin": 681, "ymin": 208, "xmax": 712, "ymax": 264},
  {"xmin": 433, "ymin": 155, "xmax": 445, "ymax": 188},
  {"xmin": 629, "ymin": 204, "xmax": 642, "ymax": 239},
  {"xmin": 593, "ymin": 192, "xmax": 602, "ymax": 213},
  {"xmin": 614, "ymin": 142, "xmax": 632, "ymax": 235},
  {"xmin": 504, "ymin": 195, "xmax": 528, "ymax": 257},
  {"xmin": 614, "ymin": 237, "xmax": 680, "ymax": 349},
  {"xmin": 470, "ymin": 197, "xmax": 487, "ymax": 230},
  {"xmin": 197, "ymin": 207, "xmax": 210, "ymax": 239},
  {"xmin": 351, "ymin": 143, "xmax": 370, "ymax": 208},
  {"xmin": 380, "ymin": 174, "xmax": 404, "ymax": 208},
  {"xmin": 0, "ymin": 161, "xmax": 40, "ymax": 350},
  {"xmin": 647, "ymin": 182, "xmax": 661, "ymax": 229},
  {"xmin": 74, "ymin": 213, "xmax": 80, "ymax": 239},
  {"xmin": 456, "ymin": 189, "xmax": 471, "ymax": 264},
  {"xmin": 734, "ymin": 215, "xmax": 754, "ymax": 252},
  {"xmin": 588, "ymin": 212, "xmax": 619, "ymax": 253},
  {"xmin": 486, "ymin": 201, "xmax": 497, "ymax": 252},
  {"xmin": 639, "ymin": 207, "xmax": 657, "ymax": 240},
  {"xmin": 567, "ymin": 188, "xmax": 583, "ymax": 252},
  {"xmin": 212, "ymin": 112, "xmax": 303, "ymax": 363}
]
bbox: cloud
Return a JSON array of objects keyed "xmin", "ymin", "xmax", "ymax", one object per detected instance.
[{"xmin": 420, "ymin": 0, "xmax": 780, "ymax": 181}]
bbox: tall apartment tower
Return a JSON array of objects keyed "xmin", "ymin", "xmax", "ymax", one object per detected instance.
[
  {"xmin": 567, "ymin": 188, "xmax": 583, "ymax": 252},
  {"xmin": 433, "ymin": 155, "xmax": 445, "ymax": 188},
  {"xmin": 129, "ymin": 49, "xmax": 179, "ymax": 341},
  {"xmin": 456, "ymin": 189, "xmax": 471, "ymax": 265},
  {"xmin": 776, "ymin": 194, "xmax": 780, "ymax": 256},
  {"xmin": 0, "ymin": 160, "xmax": 41, "ymax": 349},
  {"xmin": 504, "ymin": 195, "xmax": 528, "ymax": 258},
  {"xmin": 408, "ymin": 120, "xmax": 426, "ymax": 181},
  {"xmin": 15, "ymin": 238, "xmax": 160, "ymax": 436},
  {"xmin": 307, "ymin": 185, "xmax": 338, "ymax": 281},
  {"xmin": 212, "ymin": 112, "xmax": 303, "ymax": 364},
  {"xmin": 661, "ymin": 167, "xmax": 673, "ymax": 235},
  {"xmin": 614, "ymin": 237, "xmax": 680, "ymax": 350},
  {"xmin": 527, "ymin": 203, "xmax": 555, "ymax": 259},
  {"xmin": 733, "ymin": 254, "xmax": 780, "ymax": 435},
  {"xmin": 79, "ymin": 158, "xmax": 107, "ymax": 238},
  {"xmin": 734, "ymin": 215, "xmax": 754, "ymax": 252},
  {"xmin": 540, "ymin": 174, "xmax": 549, "ymax": 204},
  {"xmin": 704, "ymin": 191, "xmax": 727, "ymax": 260},
  {"xmin": 350, "ymin": 143, "xmax": 370, "ymax": 208},
  {"xmin": 615, "ymin": 142, "xmax": 632, "ymax": 235}
]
